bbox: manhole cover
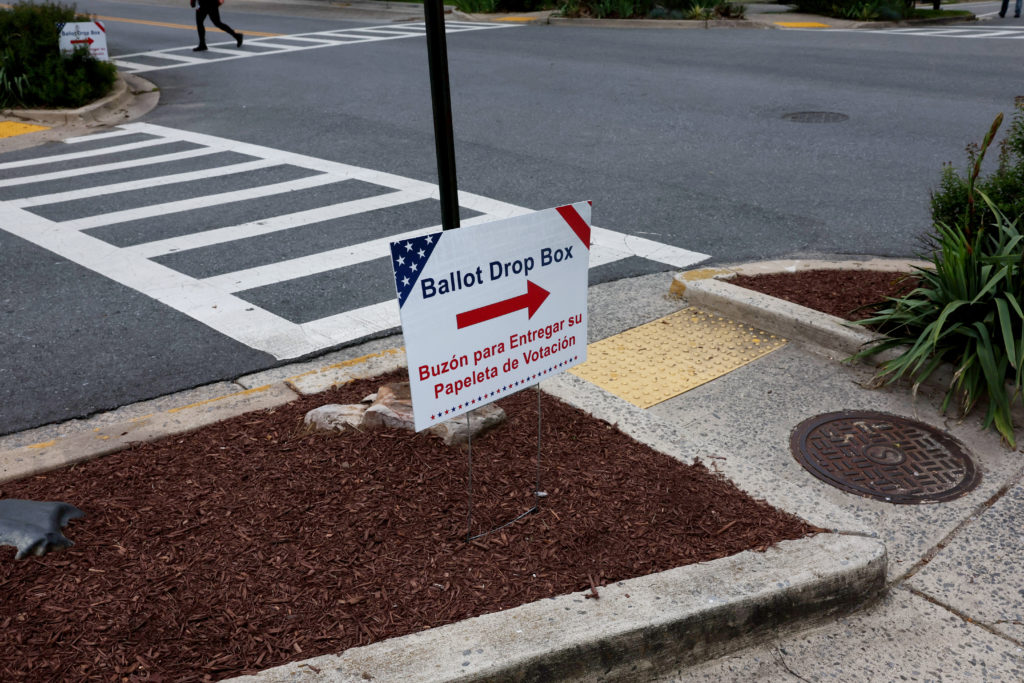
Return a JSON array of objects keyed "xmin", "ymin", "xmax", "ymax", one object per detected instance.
[
  {"xmin": 782, "ymin": 111, "xmax": 849, "ymax": 124},
  {"xmin": 790, "ymin": 411, "xmax": 979, "ymax": 504}
]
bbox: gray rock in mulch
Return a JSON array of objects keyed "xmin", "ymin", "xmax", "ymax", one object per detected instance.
[
  {"xmin": 429, "ymin": 403, "xmax": 506, "ymax": 446},
  {"xmin": 361, "ymin": 383, "xmax": 415, "ymax": 431},
  {"xmin": 304, "ymin": 382, "xmax": 506, "ymax": 446},
  {"xmin": 303, "ymin": 404, "xmax": 368, "ymax": 432},
  {"xmin": 0, "ymin": 499, "xmax": 84, "ymax": 560}
]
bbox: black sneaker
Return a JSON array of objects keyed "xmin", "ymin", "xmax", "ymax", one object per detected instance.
[
  {"xmin": 236, "ymin": 33, "xmax": 243, "ymax": 48},
  {"xmin": 193, "ymin": 45, "xmax": 208, "ymax": 51}
]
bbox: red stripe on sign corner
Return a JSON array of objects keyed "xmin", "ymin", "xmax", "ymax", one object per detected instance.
[
  {"xmin": 556, "ymin": 205, "xmax": 591, "ymax": 250},
  {"xmin": 95, "ymin": 21, "xmax": 105, "ymax": 32}
]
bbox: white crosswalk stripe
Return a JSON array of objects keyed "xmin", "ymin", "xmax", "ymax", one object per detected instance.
[
  {"xmin": 799, "ymin": 25, "xmax": 1024, "ymax": 39},
  {"xmin": 0, "ymin": 123, "xmax": 709, "ymax": 359},
  {"xmin": 112, "ymin": 21, "xmax": 516, "ymax": 74}
]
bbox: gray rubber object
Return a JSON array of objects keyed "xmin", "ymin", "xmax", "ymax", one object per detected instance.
[{"xmin": 0, "ymin": 499, "xmax": 85, "ymax": 560}]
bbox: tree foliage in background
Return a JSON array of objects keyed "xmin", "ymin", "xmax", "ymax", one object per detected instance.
[
  {"xmin": 853, "ymin": 111, "xmax": 1024, "ymax": 447},
  {"xmin": 0, "ymin": 1, "xmax": 116, "ymax": 109}
]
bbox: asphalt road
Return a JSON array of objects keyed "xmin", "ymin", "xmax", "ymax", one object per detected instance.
[{"xmin": 2, "ymin": 0, "xmax": 1023, "ymax": 435}]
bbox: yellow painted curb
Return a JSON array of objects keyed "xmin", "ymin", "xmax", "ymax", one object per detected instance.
[{"xmin": 775, "ymin": 21, "xmax": 830, "ymax": 27}]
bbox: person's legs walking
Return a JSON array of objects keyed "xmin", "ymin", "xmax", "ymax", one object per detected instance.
[
  {"xmin": 208, "ymin": 5, "xmax": 243, "ymax": 47},
  {"xmin": 1014, "ymin": 0, "xmax": 1020, "ymax": 18},
  {"xmin": 194, "ymin": 7, "xmax": 208, "ymax": 50}
]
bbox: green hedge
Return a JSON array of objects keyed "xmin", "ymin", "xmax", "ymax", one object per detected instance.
[
  {"xmin": 0, "ymin": 2, "xmax": 116, "ymax": 109},
  {"xmin": 791, "ymin": 0, "xmax": 911, "ymax": 20},
  {"xmin": 931, "ymin": 104, "xmax": 1024, "ymax": 237}
]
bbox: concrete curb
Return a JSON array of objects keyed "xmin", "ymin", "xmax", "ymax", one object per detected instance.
[
  {"xmin": 2, "ymin": 72, "xmax": 158, "ymax": 127},
  {"xmin": 228, "ymin": 533, "xmax": 886, "ymax": 683},
  {"xmin": 546, "ymin": 16, "xmax": 769, "ymax": 28},
  {"xmin": 669, "ymin": 259, "xmax": 927, "ymax": 358},
  {"xmin": 0, "ymin": 383, "xmax": 297, "ymax": 485}
]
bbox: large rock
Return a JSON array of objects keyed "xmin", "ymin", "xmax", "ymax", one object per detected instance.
[
  {"xmin": 304, "ymin": 382, "xmax": 507, "ymax": 445},
  {"xmin": 303, "ymin": 404, "xmax": 367, "ymax": 432},
  {"xmin": 361, "ymin": 382, "xmax": 415, "ymax": 431},
  {"xmin": 428, "ymin": 403, "xmax": 506, "ymax": 446}
]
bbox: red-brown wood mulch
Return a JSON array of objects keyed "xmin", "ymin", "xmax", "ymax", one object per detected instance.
[
  {"xmin": 729, "ymin": 269, "xmax": 918, "ymax": 321},
  {"xmin": 0, "ymin": 370, "xmax": 817, "ymax": 681}
]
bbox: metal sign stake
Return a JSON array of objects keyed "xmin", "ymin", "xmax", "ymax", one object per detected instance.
[
  {"xmin": 423, "ymin": 0, "xmax": 460, "ymax": 232},
  {"xmin": 465, "ymin": 387, "xmax": 546, "ymax": 542}
]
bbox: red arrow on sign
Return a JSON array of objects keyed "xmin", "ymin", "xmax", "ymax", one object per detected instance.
[
  {"xmin": 456, "ymin": 280, "xmax": 550, "ymax": 329},
  {"xmin": 70, "ymin": 37, "xmax": 94, "ymax": 45}
]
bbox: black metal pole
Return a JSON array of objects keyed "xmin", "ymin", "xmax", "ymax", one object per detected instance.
[{"xmin": 423, "ymin": 0, "xmax": 460, "ymax": 231}]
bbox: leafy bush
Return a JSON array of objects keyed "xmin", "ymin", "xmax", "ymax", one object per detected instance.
[
  {"xmin": 714, "ymin": 1, "xmax": 745, "ymax": 18},
  {"xmin": 454, "ymin": 0, "xmax": 499, "ymax": 12},
  {"xmin": 932, "ymin": 104, "xmax": 1024, "ymax": 239},
  {"xmin": 853, "ymin": 114, "xmax": 1024, "ymax": 447},
  {"xmin": 465, "ymin": 0, "xmax": 559, "ymax": 10},
  {"xmin": 558, "ymin": 0, "xmax": 742, "ymax": 17},
  {"xmin": 0, "ymin": 1, "xmax": 116, "ymax": 108},
  {"xmin": 793, "ymin": 0, "xmax": 911, "ymax": 20}
]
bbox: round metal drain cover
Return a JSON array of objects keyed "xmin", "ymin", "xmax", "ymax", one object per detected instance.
[
  {"xmin": 782, "ymin": 111, "xmax": 849, "ymax": 124},
  {"xmin": 790, "ymin": 411, "xmax": 979, "ymax": 504}
]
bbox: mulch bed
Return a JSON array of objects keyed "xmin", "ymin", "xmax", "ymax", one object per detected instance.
[
  {"xmin": 729, "ymin": 269, "xmax": 918, "ymax": 321},
  {"xmin": 0, "ymin": 370, "xmax": 817, "ymax": 681}
]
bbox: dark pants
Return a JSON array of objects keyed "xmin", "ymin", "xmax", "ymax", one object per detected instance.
[
  {"xmin": 1000, "ymin": 0, "xmax": 1022, "ymax": 15},
  {"xmin": 196, "ymin": 2, "xmax": 238, "ymax": 47}
]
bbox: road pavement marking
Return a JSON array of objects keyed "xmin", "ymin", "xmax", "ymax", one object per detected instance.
[
  {"xmin": 0, "ymin": 123, "xmax": 709, "ymax": 359},
  {"xmin": 0, "ymin": 147, "xmax": 221, "ymax": 187},
  {"xmin": 64, "ymin": 128, "xmax": 144, "ymax": 144},
  {"xmin": 112, "ymin": 21, "xmax": 517, "ymax": 74},
  {"xmin": 58, "ymin": 173, "xmax": 345, "ymax": 232},
  {"xmin": 90, "ymin": 13, "xmax": 282, "ymax": 37},
  {"xmin": 775, "ymin": 21, "xmax": 830, "ymax": 27},
  {"xmin": 0, "ymin": 137, "xmax": 172, "ymax": 170},
  {"xmin": 127, "ymin": 190, "xmax": 429, "ymax": 258},
  {"xmin": 11, "ymin": 159, "xmax": 279, "ymax": 208},
  {"xmin": 815, "ymin": 25, "xmax": 1024, "ymax": 39}
]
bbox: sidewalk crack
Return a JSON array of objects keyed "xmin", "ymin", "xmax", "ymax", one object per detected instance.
[{"xmin": 771, "ymin": 647, "xmax": 812, "ymax": 683}]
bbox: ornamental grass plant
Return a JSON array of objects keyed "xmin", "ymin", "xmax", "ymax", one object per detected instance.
[{"xmin": 853, "ymin": 113, "xmax": 1024, "ymax": 447}]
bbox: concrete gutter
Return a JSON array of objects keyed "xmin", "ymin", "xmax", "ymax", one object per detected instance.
[{"xmin": 229, "ymin": 534, "xmax": 885, "ymax": 682}]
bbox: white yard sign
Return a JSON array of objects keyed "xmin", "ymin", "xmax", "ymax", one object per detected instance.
[
  {"xmin": 58, "ymin": 22, "xmax": 109, "ymax": 61},
  {"xmin": 392, "ymin": 202, "xmax": 591, "ymax": 431}
]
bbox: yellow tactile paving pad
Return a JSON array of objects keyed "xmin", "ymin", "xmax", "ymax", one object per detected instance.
[
  {"xmin": 0, "ymin": 121, "xmax": 49, "ymax": 138},
  {"xmin": 570, "ymin": 308, "xmax": 787, "ymax": 408}
]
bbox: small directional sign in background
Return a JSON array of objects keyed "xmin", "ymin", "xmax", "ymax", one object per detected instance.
[
  {"xmin": 57, "ymin": 21, "xmax": 109, "ymax": 61},
  {"xmin": 392, "ymin": 202, "xmax": 591, "ymax": 431}
]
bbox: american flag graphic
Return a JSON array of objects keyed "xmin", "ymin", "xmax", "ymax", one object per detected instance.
[{"xmin": 390, "ymin": 232, "xmax": 443, "ymax": 308}]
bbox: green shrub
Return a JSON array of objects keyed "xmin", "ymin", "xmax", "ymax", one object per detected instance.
[
  {"xmin": 794, "ymin": 0, "xmax": 911, "ymax": 20},
  {"xmin": 931, "ymin": 104, "xmax": 1024, "ymax": 238},
  {"xmin": 454, "ymin": 0, "xmax": 499, "ymax": 11},
  {"xmin": 713, "ymin": 1, "xmax": 745, "ymax": 18},
  {"xmin": 0, "ymin": 1, "xmax": 116, "ymax": 108},
  {"xmin": 853, "ymin": 114, "xmax": 1024, "ymax": 447},
  {"xmin": 559, "ymin": 0, "xmax": 743, "ymax": 17}
]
